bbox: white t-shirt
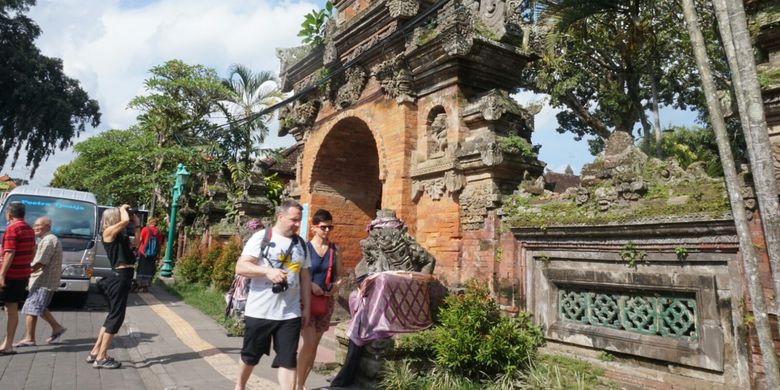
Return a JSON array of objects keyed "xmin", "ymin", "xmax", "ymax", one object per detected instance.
[{"xmin": 241, "ymin": 229, "xmax": 311, "ymax": 320}]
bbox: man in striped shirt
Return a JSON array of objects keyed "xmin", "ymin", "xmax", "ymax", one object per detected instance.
[{"xmin": 0, "ymin": 202, "xmax": 35, "ymax": 355}]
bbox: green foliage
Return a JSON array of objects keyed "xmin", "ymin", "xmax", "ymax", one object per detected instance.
[
  {"xmin": 0, "ymin": 0, "xmax": 101, "ymax": 177},
  {"xmin": 264, "ymin": 173, "xmax": 285, "ymax": 207},
  {"xmin": 638, "ymin": 126, "xmax": 740, "ymax": 176},
  {"xmin": 526, "ymin": 0, "xmax": 730, "ymax": 152},
  {"xmin": 379, "ymin": 360, "xmax": 421, "ymax": 390},
  {"xmin": 620, "ymin": 242, "xmax": 647, "ymax": 268},
  {"xmin": 298, "ymin": 1, "xmax": 333, "ymax": 47},
  {"xmin": 199, "ymin": 244, "xmax": 223, "ymax": 284},
  {"xmin": 175, "ymin": 245, "xmax": 202, "ymax": 284},
  {"xmin": 517, "ymin": 354, "xmax": 616, "ymax": 390},
  {"xmin": 675, "ymin": 246, "xmax": 688, "ymax": 261},
  {"xmin": 392, "ymin": 329, "xmax": 436, "ymax": 364},
  {"xmin": 497, "ymin": 135, "xmax": 536, "ymax": 157},
  {"xmin": 597, "ymin": 351, "xmax": 615, "ymax": 362},
  {"xmin": 212, "ymin": 239, "xmax": 241, "ymax": 292},
  {"xmin": 433, "ymin": 281, "xmax": 544, "ymax": 380},
  {"xmin": 221, "ymin": 64, "xmax": 282, "ymax": 165}
]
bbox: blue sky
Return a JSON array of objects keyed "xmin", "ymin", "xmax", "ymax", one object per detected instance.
[{"xmin": 2, "ymin": 0, "xmax": 698, "ymax": 184}]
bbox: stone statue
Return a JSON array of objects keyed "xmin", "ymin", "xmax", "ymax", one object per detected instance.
[
  {"xmin": 428, "ymin": 113, "xmax": 448, "ymax": 156},
  {"xmin": 355, "ymin": 209, "xmax": 436, "ymax": 276}
]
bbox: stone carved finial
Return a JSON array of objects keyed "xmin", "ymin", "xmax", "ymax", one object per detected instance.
[
  {"xmin": 355, "ymin": 210, "xmax": 436, "ymax": 276},
  {"xmin": 386, "ymin": 0, "xmax": 419, "ymax": 18},
  {"xmin": 322, "ymin": 20, "xmax": 339, "ymax": 65},
  {"xmin": 335, "ymin": 66, "xmax": 367, "ymax": 108},
  {"xmin": 440, "ymin": 1, "xmax": 475, "ymax": 56},
  {"xmin": 278, "ymin": 100, "xmax": 321, "ymax": 138},
  {"xmin": 428, "ymin": 113, "xmax": 448, "ymax": 157}
]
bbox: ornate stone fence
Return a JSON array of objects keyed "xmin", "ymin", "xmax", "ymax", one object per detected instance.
[{"xmin": 515, "ymin": 219, "xmax": 750, "ymax": 388}]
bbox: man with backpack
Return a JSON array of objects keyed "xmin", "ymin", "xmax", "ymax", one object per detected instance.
[
  {"xmin": 135, "ymin": 217, "xmax": 162, "ymax": 292},
  {"xmin": 234, "ymin": 199, "xmax": 311, "ymax": 390}
]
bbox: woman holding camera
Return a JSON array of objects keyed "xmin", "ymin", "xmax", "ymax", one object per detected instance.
[
  {"xmin": 87, "ymin": 204, "xmax": 139, "ymax": 369},
  {"xmin": 297, "ymin": 209, "xmax": 341, "ymax": 389}
]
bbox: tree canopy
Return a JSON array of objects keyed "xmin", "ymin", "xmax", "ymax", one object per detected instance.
[
  {"xmin": 0, "ymin": 0, "xmax": 101, "ymax": 176},
  {"xmin": 525, "ymin": 0, "xmax": 729, "ymax": 154}
]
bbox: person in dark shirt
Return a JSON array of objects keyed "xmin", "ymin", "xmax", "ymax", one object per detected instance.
[
  {"xmin": 86, "ymin": 204, "xmax": 139, "ymax": 369},
  {"xmin": 0, "ymin": 202, "xmax": 35, "ymax": 355},
  {"xmin": 298, "ymin": 209, "xmax": 342, "ymax": 388}
]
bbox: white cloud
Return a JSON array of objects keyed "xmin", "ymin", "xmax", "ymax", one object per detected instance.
[{"xmin": 2, "ymin": 0, "xmax": 316, "ymax": 184}]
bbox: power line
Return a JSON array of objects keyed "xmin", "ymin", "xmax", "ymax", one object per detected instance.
[{"xmin": 215, "ymin": 0, "xmax": 453, "ymax": 133}]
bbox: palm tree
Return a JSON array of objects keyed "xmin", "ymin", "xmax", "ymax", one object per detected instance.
[
  {"xmin": 680, "ymin": 0, "xmax": 780, "ymax": 386},
  {"xmin": 221, "ymin": 64, "xmax": 283, "ymax": 165}
]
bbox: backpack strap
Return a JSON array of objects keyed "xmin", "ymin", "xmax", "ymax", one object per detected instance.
[{"xmin": 259, "ymin": 227, "xmax": 273, "ymax": 263}]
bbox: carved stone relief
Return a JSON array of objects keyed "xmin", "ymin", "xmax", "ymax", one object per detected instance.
[
  {"xmin": 460, "ymin": 181, "xmax": 501, "ymax": 230},
  {"xmin": 335, "ymin": 66, "xmax": 367, "ymax": 108},
  {"xmin": 386, "ymin": 0, "xmax": 419, "ymax": 18},
  {"xmin": 371, "ymin": 54, "xmax": 415, "ymax": 103},
  {"xmin": 411, "ymin": 170, "xmax": 465, "ymax": 202},
  {"xmin": 427, "ymin": 113, "xmax": 449, "ymax": 158}
]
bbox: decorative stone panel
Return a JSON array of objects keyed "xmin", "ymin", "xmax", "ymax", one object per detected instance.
[{"xmin": 518, "ymin": 220, "xmax": 746, "ymax": 387}]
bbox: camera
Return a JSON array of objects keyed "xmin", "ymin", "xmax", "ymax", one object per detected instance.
[
  {"xmin": 272, "ymin": 279, "xmax": 289, "ymax": 294},
  {"xmin": 127, "ymin": 207, "xmax": 138, "ymax": 215}
]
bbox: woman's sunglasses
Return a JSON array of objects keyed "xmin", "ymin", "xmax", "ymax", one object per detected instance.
[{"xmin": 317, "ymin": 225, "xmax": 335, "ymax": 231}]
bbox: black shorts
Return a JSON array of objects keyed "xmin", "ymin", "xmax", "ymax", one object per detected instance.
[
  {"xmin": 1, "ymin": 278, "xmax": 29, "ymax": 305},
  {"xmin": 240, "ymin": 316, "xmax": 302, "ymax": 368}
]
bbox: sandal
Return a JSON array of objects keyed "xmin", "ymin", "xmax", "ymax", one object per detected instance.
[
  {"xmin": 86, "ymin": 353, "xmax": 97, "ymax": 363},
  {"xmin": 12, "ymin": 340, "xmax": 36, "ymax": 347},
  {"xmin": 47, "ymin": 328, "xmax": 67, "ymax": 344},
  {"xmin": 0, "ymin": 350, "xmax": 17, "ymax": 356}
]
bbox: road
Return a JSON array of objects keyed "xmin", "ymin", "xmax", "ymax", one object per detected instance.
[{"xmin": 0, "ymin": 284, "xmax": 338, "ymax": 390}]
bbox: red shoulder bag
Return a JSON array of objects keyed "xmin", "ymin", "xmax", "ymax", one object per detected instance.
[{"xmin": 310, "ymin": 244, "xmax": 334, "ymax": 317}]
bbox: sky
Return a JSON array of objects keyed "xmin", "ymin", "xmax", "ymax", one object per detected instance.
[{"xmin": 2, "ymin": 0, "xmax": 697, "ymax": 185}]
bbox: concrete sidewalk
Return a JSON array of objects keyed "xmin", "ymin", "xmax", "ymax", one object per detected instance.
[{"xmin": 0, "ymin": 284, "xmax": 342, "ymax": 389}]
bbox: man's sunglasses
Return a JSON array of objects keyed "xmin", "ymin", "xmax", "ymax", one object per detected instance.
[{"xmin": 317, "ymin": 225, "xmax": 335, "ymax": 231}]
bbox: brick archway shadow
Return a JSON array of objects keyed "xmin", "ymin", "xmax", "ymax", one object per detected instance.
[{"xmin": 309, "ymin": 117, "xmax": 381, "ymax": 270}]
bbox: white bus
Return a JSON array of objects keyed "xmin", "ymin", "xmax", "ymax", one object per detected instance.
[{"xmin": 0, "ymin": 186, "xmax": 97, "ymax": 303}]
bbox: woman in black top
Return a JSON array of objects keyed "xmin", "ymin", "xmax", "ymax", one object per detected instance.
[{"xmin": 87, "ymin": 204, "xmax": 139, "ymax": 369}]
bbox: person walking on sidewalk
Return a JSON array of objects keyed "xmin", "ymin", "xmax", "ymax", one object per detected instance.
[
  {"xmin": 235, "ymin": 199, "xmax": 312, "ymax": 390},
  {"xmin": 297, "ymin": 209, "xmax": 341, "ymax": 389},
  {"xmin": 14, "ymin": 217, "xmax": 66, "ymax": 347},
  {"xmin": 87, "ymin": 204, "xmax": 139, "ymax": 369},
  {"xmin": 135, "ymin": 217, "xmax": 162, "ymax": 292},
  {"xmin": 0, "ymin": 202, "xmax": 35, "ymax": 355}
]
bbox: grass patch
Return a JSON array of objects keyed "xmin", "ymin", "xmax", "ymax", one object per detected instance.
[{"xmin": 157, "ymin": 280, "xmax": 244, "ymax": 336}]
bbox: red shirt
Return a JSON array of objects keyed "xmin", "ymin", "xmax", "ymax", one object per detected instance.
[
  {"xmin": 139, "ymin": 225, "xmax": 162, "ymax": 257},
  {"xmin": 1, "ymin": 219, "xmax": 35, "ymax": 280}
]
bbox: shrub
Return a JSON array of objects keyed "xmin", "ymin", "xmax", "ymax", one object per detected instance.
[
  {"xmin": 212, "ymin": 239, "xmax": 242, "ymax": 291},
  {"xmin": 198, "ymin": 244, "xmax": 222, "ymax": 285},
  {"xmin": 393, "ymin": 329, "xmax": 436, "ymax": 364},
  {"xmin": 433, "ymin": 281, "xmax": 543, "ymax": 380},
  {"xmin": 175, "ymin": 244, "xmax": 202, "ymax": 284}
]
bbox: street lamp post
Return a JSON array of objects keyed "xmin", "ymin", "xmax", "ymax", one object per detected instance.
[{"xmin": 160, "ymin": 163, "xmax": 190, "ymax": 278}]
